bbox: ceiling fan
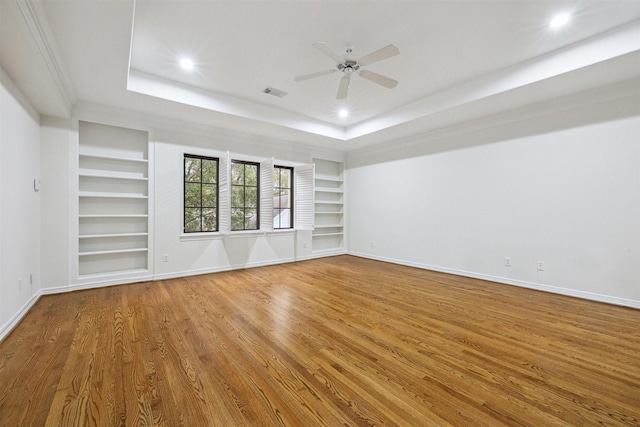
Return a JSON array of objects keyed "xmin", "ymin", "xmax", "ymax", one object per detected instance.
[{"xmin": 294, "ymin": 42, "xmax": 399, "ymax": 100}]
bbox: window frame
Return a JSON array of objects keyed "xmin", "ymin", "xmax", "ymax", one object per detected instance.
[
  {"xmin": 273, "ymin": 165, "xmax": 294, "ymax": 230},
  {"xmin": 231, "ymin": 159, "xmax": 260, "ymax": 231},
  {"xmin": 183, "ymin": 154, "xmax": 219, "ymax": 233}
]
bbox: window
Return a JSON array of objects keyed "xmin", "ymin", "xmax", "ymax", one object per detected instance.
[
  {"xmin": 184, "ymin": 154, "xmax": 218, "ymax": 233},
  {"xmin": 231, "ymin": 160, "xmax": 259, "ymax": 231},
  {"xmin": 273, "ymin": 166, "xmax": 293, "ymax": 229}
]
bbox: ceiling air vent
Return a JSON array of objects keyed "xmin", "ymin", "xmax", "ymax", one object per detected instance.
[{"xmin": 263, "ymin": 87, "xmax": 287, "ymax": 98}]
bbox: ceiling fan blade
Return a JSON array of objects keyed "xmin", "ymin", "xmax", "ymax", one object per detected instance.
[
  {"xmin": 357, "ymin": 44, "xmax": 400, "ymax": 67},
  {"xmin": 359, "ymin": 70, "xmax": 398, "ymax": 89},
  {"xmin": 336, "ymin": 75, "xmax": 350, "ymax": 99},
  {"xmin": 313, "ymin": 42, "xmax": 345, "ymax": 64},
  {"xmin": 294, "ymin": 69, "xmax": 336, "ymax": 82}
]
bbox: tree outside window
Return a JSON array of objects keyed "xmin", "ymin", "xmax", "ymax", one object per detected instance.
[
  {"xmin": 231, "ymin": 161, "xmax": 259, "ymax": 231},
  {"xmin": 273, "ymin": 166, "xmax": 293, "ymax": 229},
  {"xmin": 184, "ymin": 154, "xmax": 218, "ymax": 233}
]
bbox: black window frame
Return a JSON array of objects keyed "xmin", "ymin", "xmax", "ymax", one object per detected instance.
[
  {"xmin": 273, "ymin": 165, "xmax": 294, "ymax": 229},
  {"xmin": 183, "ymin": 154, "xmax": 219, "ymax": 233},
  {"xmin": 231, "ymin": 160, "xmax": 260, "ymax": 231}
]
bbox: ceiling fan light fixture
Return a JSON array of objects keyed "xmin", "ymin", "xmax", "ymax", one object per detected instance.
[{"xmin": 295, "ymin": 42, "xmax": 399, "ymax": 100}]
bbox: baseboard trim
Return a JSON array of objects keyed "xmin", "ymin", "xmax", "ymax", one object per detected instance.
[
  {"xmin": 0, "ymin": 292, "xmax": 42, "ymax": 342},
  {"xmin": 348, "ymin": 251, "xmax": 640, "ymax": 310}
]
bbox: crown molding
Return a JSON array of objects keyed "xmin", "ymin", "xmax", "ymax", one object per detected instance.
[{"xmin": 15, "ymin": 0, "xmax": 76, "ymax": 114}]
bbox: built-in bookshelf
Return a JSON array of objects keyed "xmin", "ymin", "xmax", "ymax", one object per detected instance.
[
  {"xmin": 312, "ymin": 158, "xmax": 344, "ymax": 255},
  {"xmin": 78, "ymin": 122, "xmax": 149, "ymax": 277}
]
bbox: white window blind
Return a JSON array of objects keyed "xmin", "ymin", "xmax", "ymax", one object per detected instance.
[
  {"xmin": 218, "ymin": 151, "xmax": 230, "ymax": 234},
  {"xmin": 294, "ymin": 164, "xmax": 314, "ymax": 230},
  {"xmin": 260, "ymin": 158, "xmax": 274, "ymax": 232}
]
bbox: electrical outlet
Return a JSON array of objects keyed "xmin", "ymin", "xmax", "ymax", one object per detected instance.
[
  {"xmin": 303, "ymin": 242, "xmax": 307, "ymax": 249},
  {"xmin": 537, "ymin": 261, "xmax": 544, "ymax": 271},
  {"xmin": 163, "ymin": 254, "xmax": 169, "ymax": 262},
  {"xmin": 18, "ymin": 278, "xmax": 22, "ymax": 291},
  {"xmin": 370, "ymin": 241, "xmax": 375, "ymax": 248},
  {"xmin": 504, "ymin": 257, "xmax": 511, "ymax": 267},
  {"xmin": 30, "ymin": 274, "xmax": 34, "ymax": 285}
]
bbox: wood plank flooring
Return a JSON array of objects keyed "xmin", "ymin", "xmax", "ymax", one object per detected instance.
[{"xmin": 0, "ymin": 255, "xmax": 639, "ymax": 426}]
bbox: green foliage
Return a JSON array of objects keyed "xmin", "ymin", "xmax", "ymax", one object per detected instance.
[
  {"xmin": 202, "ymin": 160, "xmax": 217, "ymax": 183},
  {"xmin": 245, "ymin": 165, "xmax": 258, "ymax": 186},
  {"xmin": 245, "ymin": 187, "xmax": 257, "ymax": 208},
  {"xmin": 231, "ymin": 163, "xmax": 244, "ymax": 185},
  {"xmin": 231, "ymin": 186, "xmax": 244, "ymax": 207},
  {"xmin": 202, "ymin": 184, "xmax": 216, "ymax": 207},
  {"xmin": 185, "ymin": 208, "xmax": 201, "ymax": 232},
  {"xmin": 279, "ymin": 168, "xmax": 290, "ymax": 188},
  {"xmin": 245, "ymin": 208, "xmax": 257, "ymax": 229},
  {"xmin": 185, "ymin": 183, "xmax": 201, "ymax": 207},
  {"xmin": 184, "ymin": 157, "xmax": 201, "ymax": 182},
  {"xmin": 231, "ymin": 208, "xmax": 244, "ymax": 230},
  {"xmin": 202, "ymin": 209, "xmax": 217, "ymax": 232},
  {"xmin": 184, "ymin": 156, "xmax": 219, "ymax": 232}
]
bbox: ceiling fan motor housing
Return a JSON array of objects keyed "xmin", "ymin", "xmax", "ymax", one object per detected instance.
[{"xmin": 338, "ymin": 60, "xmax": 360, "ymax": 74}]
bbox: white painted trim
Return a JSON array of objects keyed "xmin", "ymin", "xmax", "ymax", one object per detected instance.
[
  {"xmin": 74, "ymin": 273, "xmax": 154, "ymax": 289},
  {"xmin": 72, "ymin": 101, "xmax": 346, "ymax": 161},
  {"xmin": 348, "ymin": 251, "xmax": 640, "ymax": 310},
  {"xmin": 308, "ymin": 249, "xmax": 348, "ymax": 259},
  {"xmin": 15, "ymin": 0, "xmax": 76, "ymax": 114},
  {"xmin": 11, "ymin": 248, "xmax": 635, "ymax": 344},
  {"xmin": 127, "ymin": 69, "xmax": 345, "ymax": 141},
  {"xmin": 347, "ymin": 77, "xmax": 640, "ymax": 165},
  {"xmin": 0, "ymin": 292, "xmax": 41, "ymax": 342}
]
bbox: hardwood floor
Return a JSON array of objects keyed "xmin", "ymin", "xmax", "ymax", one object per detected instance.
[{"xmin": 1, "ymin": 255, "xmax": 639, "ymax": 426}]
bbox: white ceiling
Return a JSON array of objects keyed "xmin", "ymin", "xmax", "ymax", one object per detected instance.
[{"xmin": 2, "ymin": 0, "xmax": 640, "ymax": 151}]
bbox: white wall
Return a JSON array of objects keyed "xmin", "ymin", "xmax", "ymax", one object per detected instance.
[
  {"xmin": 347, "ymin": 86, "xmax": 640, "ymax": 307},
  {"xmin": 33, "ymin": 108, "xmax": 343, "ymax": 289},
  {"xmin": 0, "ymin": 67, "xmax": 41, "ymax": 337},
  {"xmin": 40, "ymin": 117, "xmax": 73, "ymax": 290},
  {"xmin": 152, "ymin": 127, "xmax": 324, "ymax": 279}
]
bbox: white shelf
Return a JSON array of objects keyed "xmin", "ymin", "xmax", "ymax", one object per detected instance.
[
  {"xmin": 315, "ymin": 200, "xmax": 343, "ymax": 205},
  {"xmin": 79, "ymin": 247, "xmax": 148, "ymax": 257},
  {"xmin": 79, "ymin": 152, "xmax": 148, "ymax": 163},
  {"xmin": 315, "ymin": 174, "xmax": 343, "ymax": 182},
  {"xmin": 79, "ymin": 232, "xmax": 148, "ymax": 239},
  {"xmin": 79, "ymin": 191, "xmax": 148, "ymax": 199},
  {"xmin": 312, "ymin": 248, "xmax": 346, "ymax": 256},
  {"xmin": 78, "ymin": 268, "xmax": 150, "ymax": 279},
  {"xmin": 315, "ymin": 211, "xmax": 343, "ymax": 215},
  {"xmin": 79, "ymin": 214, "xmax": 148, "ymax": 218},
  {"xmin": 78, "ymin": 121, "xmax": 150, "ymax": 277},
  {"xmin": 313, "ymin": 158, "xmax": 345, "ymax": 255},
  {"xmin": 79, "ymin": 169, "xmax": 148, "ymax": 181},
  {"xmin": 315, "ymin": 188, "xmax": 343, "ymax": 193},
  {"xmin": 312, "ymin": 232, "xmax": 344, "ymax": 237}
]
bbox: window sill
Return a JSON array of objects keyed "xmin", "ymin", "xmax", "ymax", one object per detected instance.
[
  {"xmin": 180, "ymin": 232, "xmax": 225, "ymax": 242},
  {"xmin": 180, "ymin": 229, "xmax": 299, "ymax": 241},
  {"xmin": 267, "ymin": 229, "xmax": 296, "ymax": 236},
  {"xmin": 226, "ymin": 229, "xmax": 296, "ymax": 238}
]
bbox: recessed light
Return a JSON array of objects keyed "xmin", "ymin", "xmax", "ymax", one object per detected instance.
[
  {"xmin": 338, "ymin": 109, "xmax": 349, "ymax": 118},
  {"xmin": 549, "ymin": 13, "xmax": 570, "ymax": 29},
  {"xmin": 179, "ymin": 58, "xmax": 194, "ymax": 70}
]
